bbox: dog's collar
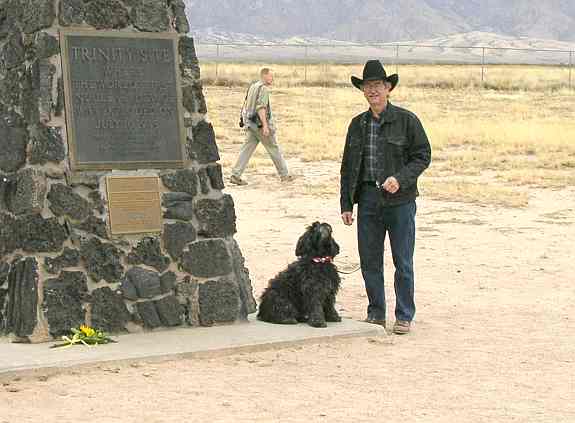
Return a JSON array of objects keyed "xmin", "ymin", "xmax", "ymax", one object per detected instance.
[{"xmin": 312, "ymin": 256, "xmax": 333, "ymax": 264}]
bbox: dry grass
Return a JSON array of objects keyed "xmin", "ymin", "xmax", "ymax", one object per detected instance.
[
  {"xmin": 203, "ymin": 63, "xmax": 575, "ymax": 207},
  {"xmin": 201, "ymin": 63, "xmax": 573, "ymax": 91},
  {"xmin": 497, "ymin": 169, "xmax": 575, "ymax": 188},
  {"xmin": 419, "ymin": 178, "xmax": 529, "ymax": 208}
]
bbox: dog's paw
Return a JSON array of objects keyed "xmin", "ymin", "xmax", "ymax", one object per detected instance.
[
  {"xmin": 296, "ymin": 314, "xmax": 309, "ymax": 323},
  {"xmin": 278, "ymin": 318, "xmax": 298, "ymax": 325},
  {"xmin": 325, "ymin": 314, "xmax": 342, "ymax": 323},
  {"xmin": 308, "ymin": 320, "xmax": 328, "ymax": 328}
]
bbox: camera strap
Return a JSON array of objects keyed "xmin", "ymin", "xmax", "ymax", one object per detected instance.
[{"xmin": 240, "ymin": 81, "xmax": 265, "ymax": 120}]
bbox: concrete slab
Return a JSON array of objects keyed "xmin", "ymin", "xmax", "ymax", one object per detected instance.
[{"xmin": 0, "ymin": 317, "xmax": 386, "ymax": 379}]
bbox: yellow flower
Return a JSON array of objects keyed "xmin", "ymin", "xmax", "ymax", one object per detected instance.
[{"xmin": 80, "ymin": 325, "xmax": 96, "ymax": 337}]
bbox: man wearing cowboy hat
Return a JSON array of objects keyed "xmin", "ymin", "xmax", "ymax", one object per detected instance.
[{"xmin": 340, "ymin": 60, "xmax": 431, "ymax": 334}]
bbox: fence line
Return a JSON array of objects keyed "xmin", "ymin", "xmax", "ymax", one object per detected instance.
[
  {"xmin": 570, "ymin": 50, "xmax": 573, "ymax": 90},
  {"xmin": 196, "ymin": 41, "xmax": 573, "ymax": 54},
  {"xmin": 481, "ymin": 47, "xmax": 485, "ymax": 83},
  {"xmin": 195, "ymin": 41, "xmax": 575, "ymax": 88}
]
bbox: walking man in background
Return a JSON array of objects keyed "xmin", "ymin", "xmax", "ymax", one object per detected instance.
[
  {"xmin": 229, "ymin": 68, "xmax": 292, "ymax": 185},
  {"xmin": 340, "ymin": 60, "xmax": 431, "ymax": 334}
]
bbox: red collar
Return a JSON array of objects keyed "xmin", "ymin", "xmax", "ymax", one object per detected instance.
[{"xmin": 312, "ymin": 256, "xmax": 333, "ymax": 264}]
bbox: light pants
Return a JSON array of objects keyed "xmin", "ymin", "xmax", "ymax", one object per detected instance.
[{"xmin": 231, "ymin": 128, "xmax": 289, "ymax": 178}]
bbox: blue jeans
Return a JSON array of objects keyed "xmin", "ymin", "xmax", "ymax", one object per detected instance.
[{"xmin": 357, "ymin": 184, "xmax": 416, "ymax": 322}]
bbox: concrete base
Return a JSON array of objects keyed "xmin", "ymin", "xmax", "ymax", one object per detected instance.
[{"xmin": 0, "ymin": 316, "xmax": 386, "ymax": 379}]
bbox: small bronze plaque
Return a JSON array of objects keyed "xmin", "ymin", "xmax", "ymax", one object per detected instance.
[
  {"xmin": 106, "ymin": 176, "xmax": 162, "ymax": 235},
  {"xmin": 60, "ymin": 30, "xmax": 187, "ymax": 171}
]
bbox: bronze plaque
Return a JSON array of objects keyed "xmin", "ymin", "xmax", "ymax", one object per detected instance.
[
  {"xmin": 60, "ymin": 30, "xmax": 187, "ymax": 171},
  {"xmin": 106, "ymin": 176, "xmax": 162, "ymax": 235}
]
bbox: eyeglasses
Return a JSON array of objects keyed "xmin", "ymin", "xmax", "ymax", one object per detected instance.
[{"xmin": 362, "ymin": 81, "xmax": 386, "ymax": 91}]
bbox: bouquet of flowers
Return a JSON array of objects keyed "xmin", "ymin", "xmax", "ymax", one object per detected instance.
[{"xmin": 51, "ymin": 325, "xmax": 116, "ymax": 348}]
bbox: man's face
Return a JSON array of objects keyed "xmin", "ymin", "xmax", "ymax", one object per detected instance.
[
  {"xmin": 362, "ymin": 79, "xmax": 390, "ymax": 108},
  {"xmin": 262, "ymin": 72, "xmax": 273, "ymax": 86}
]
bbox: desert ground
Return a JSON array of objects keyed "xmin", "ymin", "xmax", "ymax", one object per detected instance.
[{"xmin": 1, "ymin": 65, "xmax": 574, "ymax": 422}]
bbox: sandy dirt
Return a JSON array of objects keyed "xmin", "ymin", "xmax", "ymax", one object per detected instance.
[{"xmin": 1, "ymin": 156, "xmax": 574, "ymax": 423}]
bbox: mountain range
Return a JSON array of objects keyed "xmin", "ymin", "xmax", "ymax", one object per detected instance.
[{"xmin": 184, "ymin": 0, "xmax": 575, "ymax": 44}]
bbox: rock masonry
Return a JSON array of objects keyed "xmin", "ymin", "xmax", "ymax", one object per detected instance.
[{"xmin": 0, "ymin": 0, "xmax": 256, "ymax": 342}]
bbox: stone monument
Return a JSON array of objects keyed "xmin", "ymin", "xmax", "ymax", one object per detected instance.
[{"xmin": 0, "ymin": 0, "xmax": 256, "ymax": 343}]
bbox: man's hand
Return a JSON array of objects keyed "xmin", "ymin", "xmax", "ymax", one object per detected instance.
[
  {"xmin": 341, "ymin": 211, "xmax": 354, "ymax": 226},
  {"xmin": 257, "ymin": 108, "xmax": 270, "ymax": 137},
  {"xmin": 381, "ymin": 176, "xmax": 400, "ymax": 193},
  {"xmin": 261, "ymin": 125, "xmax": 270, "ymax": 137}
]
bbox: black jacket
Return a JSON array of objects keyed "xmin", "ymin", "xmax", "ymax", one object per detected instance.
[{"xmin": 340, "ymin": 103, "xmax": 431, "ymax": 212}]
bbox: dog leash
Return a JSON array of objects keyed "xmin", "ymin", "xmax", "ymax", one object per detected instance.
[
  {"xmin": 310, "ymin": 256, "xmax": 360, "ymax": 274},
  {"xmin": 333, "ymin": 260, "xmax": 361, "ymax": 275},
  {"xmin": 335, "ymin": 266, "xmax": 361, "ymax": 275}
]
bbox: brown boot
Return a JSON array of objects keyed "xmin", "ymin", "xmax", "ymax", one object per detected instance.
[{"xmin": 392, "ymin": 320, "xmax": 411, "ymax": 335}]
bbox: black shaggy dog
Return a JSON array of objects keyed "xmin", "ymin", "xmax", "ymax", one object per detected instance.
[{"xmin": 257, "ymin": 222, "xmax": 342, "ymax": 328}]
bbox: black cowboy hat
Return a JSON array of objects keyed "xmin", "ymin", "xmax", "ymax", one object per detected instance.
[{"xmin": 351, "ymin": 60, "xmax": 399, "ymax": 91}]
